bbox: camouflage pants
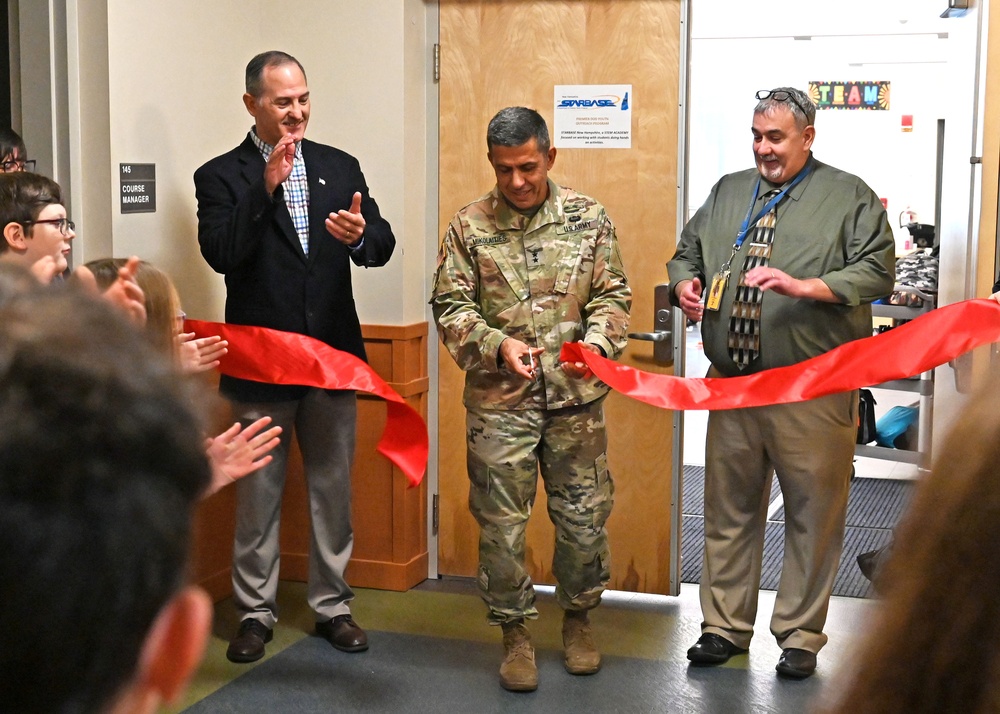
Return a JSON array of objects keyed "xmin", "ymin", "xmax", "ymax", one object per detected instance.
[{"xmin": 466, "ymin": 397, "xmax": 614, "ymax": 624}]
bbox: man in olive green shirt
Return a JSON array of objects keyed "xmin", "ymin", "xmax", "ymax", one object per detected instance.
[{"xmin": 668, "ymin": 87, "xmax": 894, "ymax": 679}]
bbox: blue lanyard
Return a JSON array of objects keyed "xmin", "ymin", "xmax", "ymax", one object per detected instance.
[{"xmin": 734, "ymin": 163, "xmax": 813, "ymax": 248}]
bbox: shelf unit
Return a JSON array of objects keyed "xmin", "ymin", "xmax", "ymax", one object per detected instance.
[{"xmin": 855, "ymin": 286, "xmax": 935, "ymax": 468}]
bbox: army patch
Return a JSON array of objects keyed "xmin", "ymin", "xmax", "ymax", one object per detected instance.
[
  {"xmin": 558, "ymin": 219, "xmax": 597, "ymax": 234},
  {"xmin": 469, "ymin": 234, "xmax": 510, "ymax": 247}
]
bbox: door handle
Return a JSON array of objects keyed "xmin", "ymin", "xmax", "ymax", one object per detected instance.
[{"xmin": 628, "ymin": 283, "xmax": 674, "ymax": 366}]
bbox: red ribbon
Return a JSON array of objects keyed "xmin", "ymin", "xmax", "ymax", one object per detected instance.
[
  {"xmin": 561, "ymin": 299, "xmax": 1000, "ymax": 411},
  {"xmin": 185, "ymin": 320, "xmax": 427, "ymax": 486}
]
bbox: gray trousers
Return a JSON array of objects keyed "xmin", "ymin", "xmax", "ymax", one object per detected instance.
[{"xmin": 231, "ymin": 388, "xmax": 357, "ymax": 628}]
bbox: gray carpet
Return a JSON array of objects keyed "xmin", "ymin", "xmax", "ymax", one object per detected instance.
[
  {"xmin": 771, "ymin": 477, "xmax": 914, "ymax": 528},
  {"xmin": 681, "ymin": 466, "xmax": 913, "ymax": 598},
  {"xmin": 184, "ymin": 629, "xmax": 824, "ymax": 714}
]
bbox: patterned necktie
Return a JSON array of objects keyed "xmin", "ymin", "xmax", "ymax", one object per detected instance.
[{"xmin": 727, "ymin": 189, "xmax": 781, "ymax": 368}]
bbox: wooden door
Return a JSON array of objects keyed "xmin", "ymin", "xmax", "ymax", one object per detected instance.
[{"xmin": 437, "ymin": 0, "xmax": 681, "ymax": 595}]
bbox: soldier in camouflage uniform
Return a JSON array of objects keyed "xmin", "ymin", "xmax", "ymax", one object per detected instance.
[{"xmin": 430, "ymin": 107, "xmax": 631, "ymax": 692}]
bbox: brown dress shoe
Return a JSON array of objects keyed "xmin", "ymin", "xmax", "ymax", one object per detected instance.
[
  {"xmin": 226, "ymin": 618, "xmax": 273, "ymax": 663},
  {"xmin": 499, "ymin": 620, "xmax": 538, "ymax": 692},
  {"xmin": 562, "ymin": 609, "xmax": 601, "ymax": 675},
  {"xmin": 316, "ymin": 614, "xmax": 369, "ymax": 652}
]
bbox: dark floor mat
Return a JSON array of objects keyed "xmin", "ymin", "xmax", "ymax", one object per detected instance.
[
  {"xmin": 770, "ymin": 477, "xmax": 915, "ymax": 528},
  {"xmin": 682, "ymin": 464, "xmax": 781, "ymax": 517},
  {"xmin": 682, "ymin": 464, "xmax": 706, "ymax": 515},
  {"xmin": 834, "ymin": 526, "xmax": 894, "ymax": 598},
  {"xmin": 681, "ymin": 515, "xmax": 890, "ymax": 599},
  {"xmin": 680, "ymin": 514, "xmax": 705, "ymax": 583},
  {"xmin": 843, "ymin": 478, "xmax": 915, "ymax": 529}
]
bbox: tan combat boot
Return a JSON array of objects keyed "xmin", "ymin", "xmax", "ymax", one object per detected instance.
[
  {"xmin": 562, "ymin": 609, "xmax": 601, "ymax": 674},
  {"xmin": 499, "ymin": 619, "xmax": 538, "ymax": 692}
]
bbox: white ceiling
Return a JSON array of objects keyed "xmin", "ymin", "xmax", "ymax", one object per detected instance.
[{"xmin": 691, "ymin": 0, "xmax": 957, "ymax": 40}]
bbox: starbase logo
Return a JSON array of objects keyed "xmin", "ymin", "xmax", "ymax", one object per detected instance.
[{"xmin": 558, "ymin": 95, "xmax": 621, "ymax": 109}]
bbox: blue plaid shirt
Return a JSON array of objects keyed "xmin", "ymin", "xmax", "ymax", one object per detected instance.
[{"xmin": 250, "ymin": 128, "xmax": 311, "ymax": 256}]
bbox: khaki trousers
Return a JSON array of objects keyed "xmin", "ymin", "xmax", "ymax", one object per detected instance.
[{"xmin": 700, "ymin": 389, "xmax": 857, "ymax": 653}]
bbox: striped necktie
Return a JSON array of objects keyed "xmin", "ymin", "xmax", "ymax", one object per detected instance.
[{"xmin": 727, "ymin": 189, "xmax": 781, "ymax": 368}]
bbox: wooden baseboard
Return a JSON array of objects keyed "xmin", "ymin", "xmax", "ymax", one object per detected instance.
[{"xmin": 197, "ymin": 567, "xmax": 235, "ymax": 602}]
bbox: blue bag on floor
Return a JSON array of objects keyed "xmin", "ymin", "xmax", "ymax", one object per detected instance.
[{"xmin": 875, "ymin": 405, "xmax": 919, "ymax": 448}]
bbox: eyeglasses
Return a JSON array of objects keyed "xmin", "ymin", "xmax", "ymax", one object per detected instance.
[
  {"xmin": 0, "ymin": 158, "xmax": 36, "ymax": 173},
  {"xmin": 755, "ymin": 90, "xmax": 811, "ymax": 120},
  {"xmin": 23, "ymin": 217, "xmax": 75, "ymax": 236}
]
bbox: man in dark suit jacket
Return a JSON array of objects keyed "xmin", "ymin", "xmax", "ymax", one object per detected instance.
[{"xmin": 194, "ymin": 50, "xmax": 395, "ymax": 664}]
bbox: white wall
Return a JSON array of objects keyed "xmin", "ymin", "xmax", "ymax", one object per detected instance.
[
  {"xmin": 94, "ymin": 0, "xmax": 432, "ymax": 325},
  {"xmin": 689, "ymin": 0, "xmax": 954, "ymax": 253}
]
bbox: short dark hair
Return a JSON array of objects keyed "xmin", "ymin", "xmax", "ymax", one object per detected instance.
[
  {"xmin": 487, "ymin": 106, "xmax": 551, "ymax": 153},
  {"xmin": 0, "ymin": 289, "xmax": 211, "ymax": 713},
  {"xmin": 0, "ymin": 127, "xmax": 26, "ymax": 162},
  {"xmin": 245, "ymin": 50, "xmax": 307, "ymax": 98},
  {"xmin": 754, "ymin": 86, "xmax": 816, "ymax": 130},
  {"xmin": 0, "ymin": 172, "xmax": 62, "ymax": 252}
]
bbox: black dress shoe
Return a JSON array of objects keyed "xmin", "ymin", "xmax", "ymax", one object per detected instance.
[
  {"xmin": 316, "ymin": 614, "xmax": 369, "ymax": 652},
  {"xmin": 226, "ymin": 618, "xmax": 273, "ymax": 663},
  {"xmin": 686, "ymin": 633, "xmax": 748, "ymax": 664},
  {"xmin": 775, "ymin": 648, "xmax": 817, "ymax": 679}
]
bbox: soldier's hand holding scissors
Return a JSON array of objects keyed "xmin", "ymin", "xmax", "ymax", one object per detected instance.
[{"xmin": 499, "ymin": 338, "xmax": 544, "ymax": 380}]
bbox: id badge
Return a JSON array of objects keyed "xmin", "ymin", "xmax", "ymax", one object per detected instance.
[{"xmin": 705, "ymin": 270, "xmax": 729, "ymax": 311}]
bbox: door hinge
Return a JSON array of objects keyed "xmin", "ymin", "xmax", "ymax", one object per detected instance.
[
  {"xmin": 432, "ymin": 493, "xmax": 439, "ymax": 535},
  {"xmin": 433, "ymin": 43, "xmax": 440, "ymax": 83}
]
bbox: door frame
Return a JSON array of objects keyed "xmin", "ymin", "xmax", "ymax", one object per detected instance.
[
  {"xmin": 427, "ymin": 0, "xmax": 692, "ymax": 596},
  {"xmin": 668, "ymin": 0, "xmax": 692, "ymax": 595}
]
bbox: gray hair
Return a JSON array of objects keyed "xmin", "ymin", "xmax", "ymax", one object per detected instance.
[
  {"xmin": 486, "ymin": 107, "xmax": 551, "ymax": 153},
  {"xmin": 245, "ymin": 51, "xmax": 307, "ymax": 98},
  {"xmin": 754, "ymin": 87, "xmax": 815, "ymax": 130}
]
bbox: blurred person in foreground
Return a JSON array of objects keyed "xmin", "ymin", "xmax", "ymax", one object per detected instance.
[
  {"xmin": 0, "ymin": 289, "xmax": 213, "ymax": 713},
  {"xmin": 818, "ymin": 374, "xmax": 1000, "ymax": 713}
]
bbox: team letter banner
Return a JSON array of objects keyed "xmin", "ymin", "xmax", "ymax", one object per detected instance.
[
  {"xmin": 185, "ymin": 320, "xmax": 427, "ymax": 486},
  {"xmin": 560, "ymin": 299, "xmax": 1000, "ymax": 411}
]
